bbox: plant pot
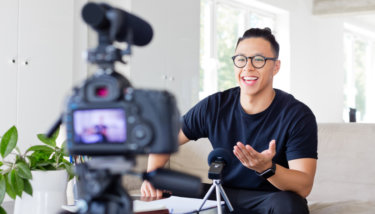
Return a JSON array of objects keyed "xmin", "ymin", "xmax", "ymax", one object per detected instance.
[{"xmin": 14, "ymin": 170, "xmax": 68, "ymax": 214}]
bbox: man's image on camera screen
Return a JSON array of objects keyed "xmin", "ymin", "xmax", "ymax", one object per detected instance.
[{"xmin": 73, "ymin": 109, "xmax": 126, "ymax": 144}]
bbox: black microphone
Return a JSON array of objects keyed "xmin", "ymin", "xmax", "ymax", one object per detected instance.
[
  {"xmin": 82, "ymin": 2, "xmax": 153, "ymax": 46},
  {"xmin": 143, "ymin": 168, "xmax": 202, "ymax": 198},
  {"xmin": 207, "ymin": 148, "xmax": 232, "ymax": 180}
]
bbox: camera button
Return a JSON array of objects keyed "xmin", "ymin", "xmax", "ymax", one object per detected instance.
[
  {"xmin": 125, "ymin": 94, "xmax": 133, "ymax": 101},
  {"xmin": 128, "ymin": 116, "xmax": 136, "ymax": 124},
  {"xmin": 135, "ymin": 129, "xmax": 146, "ymax": 139}
]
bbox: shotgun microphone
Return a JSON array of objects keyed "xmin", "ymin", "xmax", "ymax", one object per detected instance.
[
  {"xmin": 82, "ymin": 2, "xmax": 153, "ymax": 46},
  {"xmin": 143, "ymin": 168, "xmax": 202, "ymax": 198}
]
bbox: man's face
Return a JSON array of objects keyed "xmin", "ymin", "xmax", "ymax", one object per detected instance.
[{"xmin": 234, "ymin": 37, "xmax": 280, "ymax": 97}]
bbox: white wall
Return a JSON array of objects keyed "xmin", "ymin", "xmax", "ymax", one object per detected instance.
[
  {"xmin": 261, "ymin": 0, "xmax": 346, "ymax": 122},
  {"xmin": 129, "ymin": 0, "xmax": 200, "ymax": 114}
]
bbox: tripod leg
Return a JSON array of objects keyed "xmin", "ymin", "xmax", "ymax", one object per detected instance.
[
  {"xmin": 218, "ymin": 184, "xmax": 234, "ymax": 212},
  {"xmin": 215, "ymin": 184, "xmax": 222, "ymax": 214},
  {"xmin": 198, "ymin": 184, "xmax": 216, "ymax": 211}
]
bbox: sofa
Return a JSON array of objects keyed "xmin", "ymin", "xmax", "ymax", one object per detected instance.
[
  {"xmin": 126, "ymin": 123, "xmax": 375, "ymax": 213},
  {"xmin": 307, "ymin": 123, "xmax": 375, "ymax": 213}
]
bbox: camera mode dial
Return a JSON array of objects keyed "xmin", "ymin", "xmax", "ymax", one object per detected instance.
[{"xmin": 130, "ymin": 124, "xmax": 152, "ymax": 148}]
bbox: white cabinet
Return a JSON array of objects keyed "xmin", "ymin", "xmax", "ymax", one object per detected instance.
[
  {"xmin": 0, "ymin": 0, "xmax": 18, "ymax": 140},
  {"xmin": 0, "ymin": 0, "xmax": 78, "ymax": 151}
]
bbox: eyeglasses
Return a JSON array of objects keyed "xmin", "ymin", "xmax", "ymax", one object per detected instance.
[{"xmin": 231, "ymin": 54, "xmax": 277, "ymax": 69}]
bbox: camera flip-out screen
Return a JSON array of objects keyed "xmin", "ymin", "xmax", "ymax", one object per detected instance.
[{"xmin": 73, "ymin": 109, "xmax": 126, "ymax": 144}]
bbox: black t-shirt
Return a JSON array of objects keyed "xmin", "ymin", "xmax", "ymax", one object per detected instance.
[{"xmin": 182, "ymin": 87, "xmax": 318, "ymax": 191}]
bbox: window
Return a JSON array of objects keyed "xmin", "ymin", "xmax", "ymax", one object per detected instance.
[
  {"xmin": 200, "ymin": 0, "xmax": 289, "ymax": 99},
  {"xmin": 343, "ymin": 23, "xmax": 375, "ymax": 122}
]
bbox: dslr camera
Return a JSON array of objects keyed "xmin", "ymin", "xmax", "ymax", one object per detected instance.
[{"xmin": 64, "ymin": 3, "xmax": 180, "ymax": 156}]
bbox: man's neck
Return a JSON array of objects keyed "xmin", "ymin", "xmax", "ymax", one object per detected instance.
[{"xmin": 240, "ymin": 88, "xmax": 276, "ymax": 115}]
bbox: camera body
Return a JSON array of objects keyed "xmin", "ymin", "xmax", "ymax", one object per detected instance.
[{"xmin": 65, "ymin": 71, "xmax": 180, "ymax": 156}]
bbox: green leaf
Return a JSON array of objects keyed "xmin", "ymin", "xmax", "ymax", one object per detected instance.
[
  {"xmin": 61, "ymin": 141, "xmax": 69, "ymax": 156},
  {"xmin": 34, "ymin": 162, "xmax": 56, "ymax": 171},
  {"xmin": 0, "ymin": 206, "xmax": 6, "ymax": 214},
  {"xmin": 5, "ymin": 173, "xmax": 16, "ymax": 199},
  {"xmin": 26, "ymin": 145, "xmax": 54, "ymax": 153},
  {"xmin": 0, "ymin": 126, "xmax": 18, "ymax": 158},
  {"xmin": 61, "ymin": 140, "xmax": 67, "ymax": 149},
  {"xmin": 63, "ymin": 163, "xmax": 75, "ymax": 180},
  {"xmin": 10, "ymin": 170, "xmax": 23, "ymax": 197},
  {"xmin": 51, "ymin": 126, "xmax": 60, "ymax": 141},
  {"xmin": 37, "ymin": 134, "xmax": 55, "ymax": 147},
  {"xmin": 0, "ymin": 175, "xmax": 6, "ymax": 205},
  {"xmin": 15, "ymin": 147, "xmax": 21, "ymax": 155},
  {"xmin": 23, "ymin": 179, "xmax": 33, "ymax": 196},
  {"xmin": 16, "ymin": 162, "xmax": 32, "ymax": 179},
  {"xmin": 61, "ymin": 158, "xmax": 71, "ymax": 166},
  {"xmin": 0, "ymin": 162, "xmax": 3, "ymax": 167},
  {"xmin": 28, "ymin": 150, "xmax": 54, "ymax": 170}
]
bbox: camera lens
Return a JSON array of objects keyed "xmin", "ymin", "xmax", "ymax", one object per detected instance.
[{"xmin": 95, "ymin": 86, "xmax": 108, "ymax": 97}]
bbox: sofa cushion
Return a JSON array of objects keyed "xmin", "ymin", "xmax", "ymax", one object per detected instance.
[
  {"xmin": 307, "ymin": 123, "xmax": 375, "ymax": 202},
  {"xmin": 309, "ymin": 200, "xmax": 375, "ymax": 214}
]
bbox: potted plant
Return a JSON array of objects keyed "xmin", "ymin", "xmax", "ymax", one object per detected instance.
[{"xmin": 0, "ymin": 125, "xmax": 73, "ymax": 214}]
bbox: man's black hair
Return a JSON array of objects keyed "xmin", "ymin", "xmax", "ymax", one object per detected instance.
[{"xmin": 235, "ymin": 27, "xmax": 279, "ymax": 59}]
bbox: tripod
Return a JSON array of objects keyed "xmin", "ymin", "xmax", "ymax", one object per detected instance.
[
  {"xmin": 72, "ymin": 162, "xmax": 133, "ymax": 214},
  {"xmin": 198, "ymin": 179, "xmax": 234, "ymax": 214}
]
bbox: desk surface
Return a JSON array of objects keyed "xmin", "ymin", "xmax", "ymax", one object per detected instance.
[
  {"xmin": 134, "ymin": 196, "xmax": 222, "ymax": 214},
  {"xmin": 58, "ymin": 196, "xmax": 221, "ymax": 214}
]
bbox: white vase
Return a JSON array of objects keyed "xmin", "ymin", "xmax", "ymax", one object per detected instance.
[{"xmin": 14, "ymin": 170, "xmax": 68, "ymax": 214}]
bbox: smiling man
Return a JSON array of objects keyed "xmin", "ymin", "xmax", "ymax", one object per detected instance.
[{"xmin": 141, "ymin": 28, "xmax": 318, "ymax": 214}]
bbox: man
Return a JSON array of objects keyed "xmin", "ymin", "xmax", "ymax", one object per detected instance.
[{"xmin": 141, "ymin": 28, "xmax": 317, "ymax": 214}]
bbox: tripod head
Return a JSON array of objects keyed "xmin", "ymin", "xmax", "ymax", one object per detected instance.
[
  {"xmin": 74, "ymin": 159, "xmax": 133, "ymax": 214},
  {"xmin": 67, "ymin": 156, "xmax": 202, "ymax": 214}
]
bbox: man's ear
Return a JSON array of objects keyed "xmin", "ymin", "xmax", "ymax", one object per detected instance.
[{"xmin": 273, "ymin": 60, "xmax": 280, "ymax": 76}]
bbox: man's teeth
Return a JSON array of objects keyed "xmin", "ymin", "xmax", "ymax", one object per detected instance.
[{"xmin": 243, "ymin": 77, "xmax": 258, "ymax": 81}]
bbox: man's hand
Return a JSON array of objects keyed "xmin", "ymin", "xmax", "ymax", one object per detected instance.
[
  {"xmin": 233, "ymin": 140, "xmax": 276, "ymax": 173},
  {"xmin": 140, "ymin": 130, "xmax": 190, "ymax": 199},
  {"xmin": 140, "ymin": 180, "xmax": 163, "ymax": 198}
]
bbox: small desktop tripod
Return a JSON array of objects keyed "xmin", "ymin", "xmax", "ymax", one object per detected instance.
[{"xmin": 198, "ymin": 179, "xmax": 234, "ymax": 214}]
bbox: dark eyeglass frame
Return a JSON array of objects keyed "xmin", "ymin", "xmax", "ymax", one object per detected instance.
[{"xmin": 231, "ymin": 54, "xmax": 278, "ymax": 69}]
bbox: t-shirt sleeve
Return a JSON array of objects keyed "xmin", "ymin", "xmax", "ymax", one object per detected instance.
[
  {"xmin": 182, "ymin": 97, "xmax": 210, "ymax": 141},
  {"xmin": 286, "ymin": 107, "xmax": 318, "ymax": 161}
]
